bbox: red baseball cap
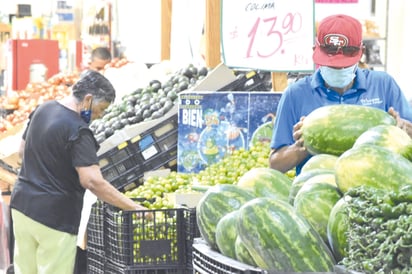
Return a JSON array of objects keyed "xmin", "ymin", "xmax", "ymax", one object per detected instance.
[{"xmin": 313, "ymin": 14, "xmax": 363, "ymax": 68}]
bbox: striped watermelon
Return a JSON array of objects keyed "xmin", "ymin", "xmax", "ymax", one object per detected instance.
[
  {"xmin": 294, "ymin": 182, "xmax": 342, "ymax": 243},
  {"xmin": 196, "ymin": 184, "xmax": 256, "ymax": 250},
  {"xmin": 327, "ymin": 196, "xmax": 350, "ymax": 262},
  {"xmin": 288, "ymin": 168, "xmax": 335, "ymax": 205},
  {"xmin": 353, "ymin": 124, "xmax": 412, "ymax": 161},
  {"xmin": 235, "ymin": 236, "xmax": 257, "ymax": 267},
  {"xmin": 237, "ymin": 197, "xmax": 336, "ymax": 272},
  {"xmin": 236, "ymin": 167, "xmax": 292, "ymax": 201},
  {"xmin": 215, "ymin": 210, "xmax": 239, "ymax": 259},
  {"xmin": 302, "ymin": 104, "xmax": 396, "ymax": 156},
  {"xmin": 301, "ymin": 154, "xmax": 339, "ymax": 173},
  {"xmin": 335, "ymin": 144, "xmax": 412, "ymax": 193}
]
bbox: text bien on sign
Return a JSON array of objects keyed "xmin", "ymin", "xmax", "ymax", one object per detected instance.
[{"xmin": 221, "ymin": 0, "xmax": 315, "ymax": 72}]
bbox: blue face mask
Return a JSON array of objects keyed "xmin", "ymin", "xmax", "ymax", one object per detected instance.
[
  {"xmin": 80, "ymin": 99, "xmax": 93, "ymax": 124},
  {"xmin": 320, "ymin": 64, "xmax": 357, "ymax": 88},
  {"xmin": 80, "ymin": 109, "xmax": 92, "ymax": 124}
]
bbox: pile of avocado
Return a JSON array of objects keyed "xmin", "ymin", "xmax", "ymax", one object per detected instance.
[{"xmin": 90, "ymin": 64, "xmax": 209, "ymax": 143}]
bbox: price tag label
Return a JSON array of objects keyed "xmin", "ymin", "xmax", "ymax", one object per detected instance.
[{"xmin": 221, "ymin": 0, "xmax": 315, "ymax": 71}]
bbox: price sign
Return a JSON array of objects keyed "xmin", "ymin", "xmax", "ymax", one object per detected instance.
[{"xmin": 221, "ymin": 0, "xmax": 315, "ymax": 71}]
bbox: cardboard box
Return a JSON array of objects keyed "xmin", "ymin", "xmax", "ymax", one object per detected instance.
[
  {"xmin": 177, "ymin": 91, "xmax": 282, "ymax": 173},
  {"xmin": 165, "ymin": 192, "xmax": 204, "ymax": 208}
]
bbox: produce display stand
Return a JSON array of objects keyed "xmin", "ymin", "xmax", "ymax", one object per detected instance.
[{"xmin": 192, "ymin": 238, "xmax": 346, "ymax": 274}]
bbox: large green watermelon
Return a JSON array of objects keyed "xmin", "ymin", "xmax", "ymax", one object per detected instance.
[
  {"xmin": 196, "ymin": 184, "xmax": 256, "ymax": 250},
  {"xmin": 301, "ymin": 104, "xmax": 395, "ymax": 156},
  {"xmin": 215, "ymin": 210, "xmax": 239, "ymax": 259},
  {"xmin": 234, "ymin": 235, "xmax": 257, "ymax": 267},
  {"xmin": 288, "ymin": 168, "xmax": 335, "ymax": 205},
  {"xmin": 237, "ymin": 197, "xmax": 336, "ymax": 272},
  {"xmin": 353, "ymin": 124, "xmax": 412, "ymax": 161},
  {"xmin": 236, "ymin": 167, "xmax": 292, "ymax": 201},
  {"xmin": 335, "ymin": 144, "xmax": 412, "ymax": 193},
  {"xmin": 301, "ymin": 154, "xmax": 339, "ymax": 173},
  {"xmin": 294, "ymin": 182, "xmax": 342, "ymax": 244},
  {"xmin": 327, "ymin": 196, "xmax": 350, "ymax": 262}
]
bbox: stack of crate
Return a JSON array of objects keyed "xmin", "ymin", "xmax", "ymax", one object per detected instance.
[{"xmin": 97, "ymin": 106, "xmax": 178, "ymax": 192}]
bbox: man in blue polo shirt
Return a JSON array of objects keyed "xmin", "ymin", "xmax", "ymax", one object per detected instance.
[{"xmin": 269, "ymin": 14, "xmax": 412, "ymax": 175}]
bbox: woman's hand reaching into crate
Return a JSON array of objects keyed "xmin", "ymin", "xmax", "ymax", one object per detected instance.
[{"xmin": 135, "ymin": 204, "xmax": 154, "ymax": 219}]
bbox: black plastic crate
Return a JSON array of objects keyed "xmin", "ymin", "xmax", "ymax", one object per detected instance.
[
  {"xmin": 217, "ymin": 71, "xmax": 267, "ymax": 92},
  {"xmin": 107, "ymin": 163, "xmax": 146, "ymax": 192},
  {"xmin": 87, "ymin": 246, "xmax": 105, "ymax": 274},
  {"xmin": 98, "ymin": 111, "xmax": 178, "ymax": 192},
  {"xmin": 192, "ymin": 238, "xmax": 263, "ymax": 274},
  {"xmin": 143, "ymin": 144, "xmax": 177, "ymax": 172},
  {"xmin": 108, "ymin": 144, "xmax": 178, "ymax": 193},
  {"xmin": 105, "ymin": 260, "xmax": 187, "ymax": 274},
  {"xmin": 99, "ymin": 142, "xmax": 138, "ymax": 183},
  {"xmin": 184, "ymin": 208, "xmax": 201, "ymax": 241},
  {"xmin": 87, "ymin": 200, "xmax": 105, "ymax": 250},
  {"xmin": 183, "ymin": 207, "xmax": 201, "ymax": 272},
  {"xmin": 128, "ymin": 114, "xmax": 178, "ymax": 161},
  {"xmin": 100, "ymin": 156, "xmax": 140, "ymax": 184},
  {"xmin": 104, "ymin": 205, "xmax": 186, "ymax": 269}
]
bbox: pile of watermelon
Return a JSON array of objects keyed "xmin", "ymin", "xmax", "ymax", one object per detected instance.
[{"xmin": 195, "ymin": 104, "xmax": 412, "ymax": 273}]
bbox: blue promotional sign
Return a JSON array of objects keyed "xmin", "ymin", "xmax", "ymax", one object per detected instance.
[{"xmin": 177, "ymin": 91, "xmax": 282, "ymax": 173}]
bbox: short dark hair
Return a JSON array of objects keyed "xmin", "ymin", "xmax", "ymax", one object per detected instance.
[
  {"xmin": 91, "ymin": 47, "xmax": 112, "ymax": 61},
  {"xmin": 72, "ymin": 70, "xmax": 116, "ymax": 103}
]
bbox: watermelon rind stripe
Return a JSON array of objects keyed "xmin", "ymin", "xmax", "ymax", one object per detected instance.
[
  {"xmin": 196, "ymin": 184, "xmax": 255, "ymax": 249},
  {"xmin": 238, "ymin": 197, "xmax": 335, "ymax": 272}
]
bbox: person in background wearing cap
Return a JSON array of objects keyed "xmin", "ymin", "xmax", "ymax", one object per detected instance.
[
  {"xmin": 9, "ymin": 70, "xmax": 149, "ymax": 274},
  {"xmin": 269, "ymin": 14, "xmax": 412, "ymax": 175}
]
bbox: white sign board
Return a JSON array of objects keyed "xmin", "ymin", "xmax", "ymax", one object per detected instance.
[{"xmin": 221, "ymin": 0, "xmax": 315, "ymax": 71}]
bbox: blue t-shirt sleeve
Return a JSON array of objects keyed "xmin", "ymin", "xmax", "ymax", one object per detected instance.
[{"xmin": 270, "ymin": 89, "xmax": 298, "ymax": 150}]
